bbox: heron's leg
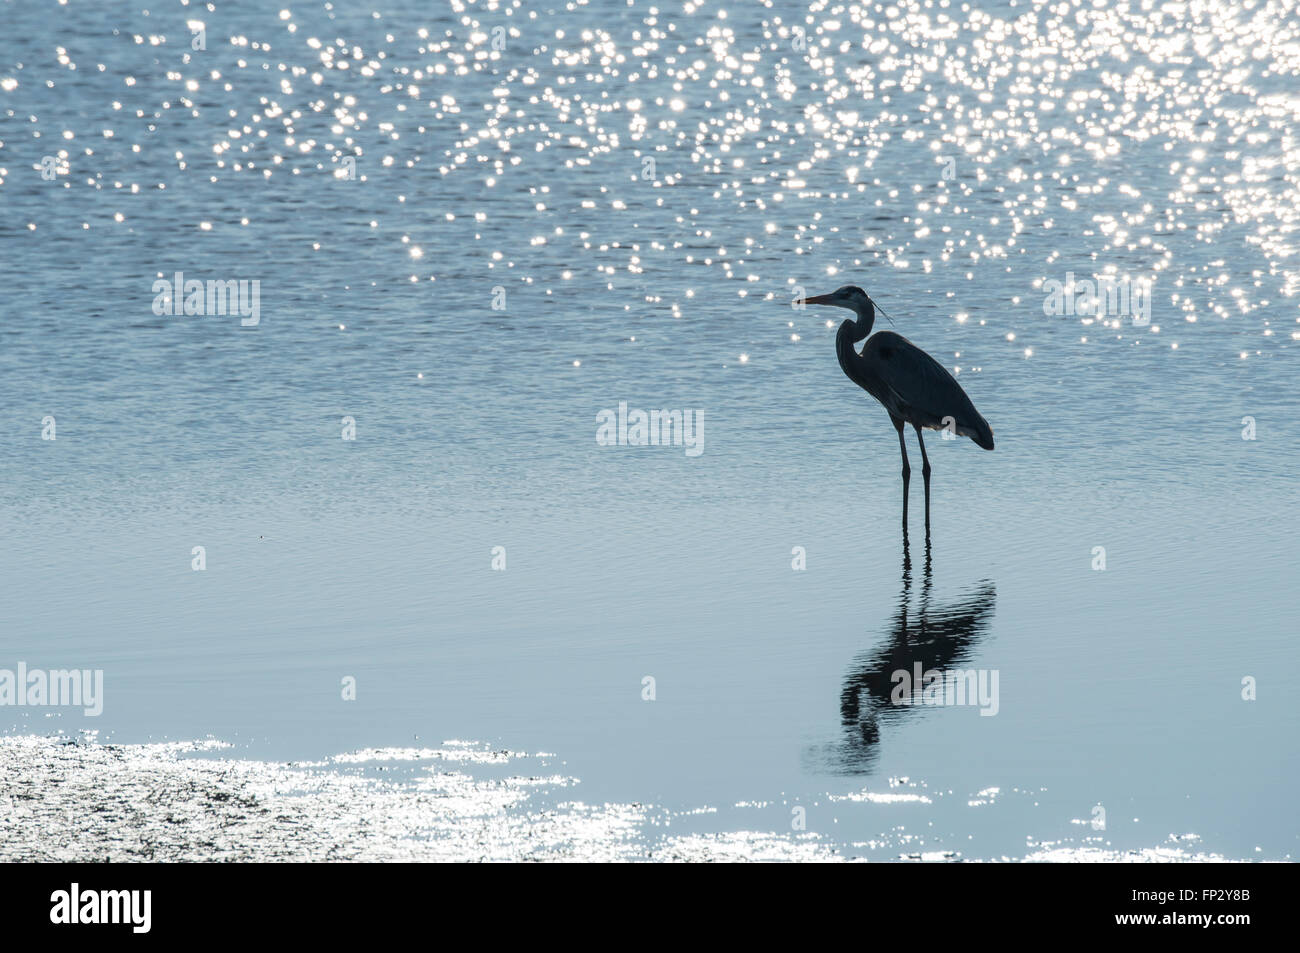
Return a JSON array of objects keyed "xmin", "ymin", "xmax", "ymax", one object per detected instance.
[
  {"xmin": 892, "ymin": 415, "xmax": 910, "ymax": 530},
  {"xmin": 914, "ymin": 425, "xmax": 932, "ymax": 534}
]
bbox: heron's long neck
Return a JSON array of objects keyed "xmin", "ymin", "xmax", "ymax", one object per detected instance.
[
  {"xmin": 838, "ymin": 303, "xmax": 874, "ymax": 355},
  {"xmin": 836, "ymin": 318, "xmax": 869, "ymax": 377},
  {"xmin": 853, "ymin": 301, "xmax": 876, "ymax": 340}
]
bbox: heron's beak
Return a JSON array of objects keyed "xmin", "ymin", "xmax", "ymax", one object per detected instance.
[{"xmin": 801, "ymin": 293, "xmax": 835, "ymax": 306}]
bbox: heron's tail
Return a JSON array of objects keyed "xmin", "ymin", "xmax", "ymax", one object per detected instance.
[{"xmin": 967, "ymin": 416, "xmax": 995, "ymax": 451}]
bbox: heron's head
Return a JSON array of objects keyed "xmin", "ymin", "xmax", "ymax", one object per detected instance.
[{"xmin": 802, "ymin": 285, "xmax": 874, "ymax": 322}]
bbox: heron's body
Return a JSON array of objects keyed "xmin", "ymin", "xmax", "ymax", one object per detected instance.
[
  {"xmin": 806, "ymin": 285, "xmax": 994, "ymax": 533},
  {"xmin": 836, "ymin": 323, "xmax": 994, "ymax": 449}
]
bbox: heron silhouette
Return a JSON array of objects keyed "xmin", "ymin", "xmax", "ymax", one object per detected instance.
[{"xmin": 804, "ymin": 286, "xmax": 994, "ymax": 533}]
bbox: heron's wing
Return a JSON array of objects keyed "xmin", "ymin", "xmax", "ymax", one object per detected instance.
[{"xmin": 861, "ymin": 331, "xmax": 994, "ymax": 448}]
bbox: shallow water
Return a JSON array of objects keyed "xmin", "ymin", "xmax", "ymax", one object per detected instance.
[{"xmin": 1, "ymin": 0, "xmax": 1297, "ymax": 860}]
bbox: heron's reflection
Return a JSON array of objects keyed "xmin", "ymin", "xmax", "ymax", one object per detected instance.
[{"xmin": 829, "ymin": 534, "xmax": 996, "ymax": 774}]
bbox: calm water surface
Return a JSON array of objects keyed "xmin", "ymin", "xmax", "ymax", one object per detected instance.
[{"xmin": 1, "ymin": 0, "xmax": 1297, "ymax": 859}]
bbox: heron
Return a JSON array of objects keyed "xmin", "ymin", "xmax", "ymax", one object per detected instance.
[{"xmin": 803, "ymin": 285, "xmax": 994, "ymax": 532}]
